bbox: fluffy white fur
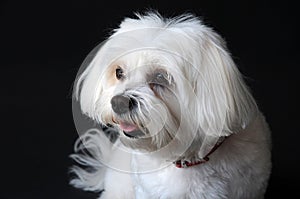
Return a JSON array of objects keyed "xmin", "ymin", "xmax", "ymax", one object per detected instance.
[{"xmin": 70, "ymin": 12, "xmax": 271, "ymax": 199}]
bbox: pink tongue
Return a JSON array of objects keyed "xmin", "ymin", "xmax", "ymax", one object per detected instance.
[{"xmin": 119, "ymin": 122, "xmax": 138, "ymax": 132}]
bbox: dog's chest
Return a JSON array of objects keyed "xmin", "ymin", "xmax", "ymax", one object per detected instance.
[{"xmin": 130, "ymin": 155, "xmax": 199, "ymax": 199}]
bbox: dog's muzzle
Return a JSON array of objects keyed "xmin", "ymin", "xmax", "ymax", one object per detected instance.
[{"xmin": 110, "ymin": 94, "xmax": 144, "ymax": 138}]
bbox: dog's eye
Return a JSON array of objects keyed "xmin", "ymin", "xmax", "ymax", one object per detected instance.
[
  {"xmin": 116, "ymin": 67, "xmax": 124, "ymax": 80},
  {"xmin": 149, "ymin": 72, "xmax": 170, "ymax": 88},
  {"xmin": 153, "ymin": 72, "xmax": 169, "ymax": 85}
]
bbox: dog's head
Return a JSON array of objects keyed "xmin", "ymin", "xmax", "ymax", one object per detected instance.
[{"xmin": 73, "ymin": 13, "xmax": 257, "ymax": 158}]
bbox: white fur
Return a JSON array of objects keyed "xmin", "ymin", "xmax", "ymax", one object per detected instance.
[{"xmin": 70, "ymin": 12, "xmax": 271, "ymax": 199}]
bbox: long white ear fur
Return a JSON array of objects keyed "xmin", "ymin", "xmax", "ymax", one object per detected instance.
[{"xmin": 193, "ymin": 30, "xmax": 257, "ymax": 138}]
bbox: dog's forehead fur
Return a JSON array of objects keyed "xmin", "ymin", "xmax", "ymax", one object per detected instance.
[
  {"xmin": 114, "ymin": 13, "xmax": 208, "ymax": 40},
  {"xmin": 107, "ymin": 13, "xmax": 211, "ymax": 69}
]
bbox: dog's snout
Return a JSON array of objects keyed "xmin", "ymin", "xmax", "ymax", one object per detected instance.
[{"xmin": 111, "ymin": 95, "xmax": 135, "ymax": 114}]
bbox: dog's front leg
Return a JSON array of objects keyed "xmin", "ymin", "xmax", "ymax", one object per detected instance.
[{"xmin": 100, "ymin": 143, "xmax": 135, "ymax": 199}]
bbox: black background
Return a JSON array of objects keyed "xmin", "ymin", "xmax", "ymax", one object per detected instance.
[{"xmin": 1, "ymin": 0, "xmax": 298, "ymax": 198}]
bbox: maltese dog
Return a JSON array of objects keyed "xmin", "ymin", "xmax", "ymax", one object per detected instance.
[{"xmin": 70, "ymin": 12, "xmax": 271, "ymax": 199}]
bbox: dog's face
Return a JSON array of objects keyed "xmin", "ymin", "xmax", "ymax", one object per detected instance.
[
  {"xmin": 73, "ymin": 14, "xmax": 257, "ymax": 158},
  {"xmin": 98, "ymin": 50, "xmax": 199, "ymax": 152}
]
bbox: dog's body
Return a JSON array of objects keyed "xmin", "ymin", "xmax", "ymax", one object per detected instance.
[{"xmin": 71, "ymin": 13, "xmax": 271, "ymax": 199}]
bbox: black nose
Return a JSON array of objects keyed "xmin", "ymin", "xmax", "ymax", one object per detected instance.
[{"xmin": 111, "ymin": 95, "xmax": 134, "ymax": 114}]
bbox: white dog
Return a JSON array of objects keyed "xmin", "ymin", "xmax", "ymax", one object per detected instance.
[{"xmin": 70, "ymin": 12, "xmax": 271, "ymax": 199}]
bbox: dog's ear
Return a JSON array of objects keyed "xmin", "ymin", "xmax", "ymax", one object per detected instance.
[
  {"xmin": 192, "ymin": 31, "xmax": 258, "ymax": 138},
  {"xmin": 73, "ymin": 41, "xmax": 108, "ymax": 120}
]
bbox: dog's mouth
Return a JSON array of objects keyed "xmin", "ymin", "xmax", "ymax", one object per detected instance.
[
  {"xmin": 113, "ymin": 118, "xmax": 145, "ymax": 138},
  {"xmin": 119, "ymin": 121, "xmax": 138, "ymax": 132}
]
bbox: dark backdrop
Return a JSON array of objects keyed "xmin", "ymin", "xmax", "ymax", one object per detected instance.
[{"xmin": 1, "ymin": 0, "xmax": 297, "ymax": 198}]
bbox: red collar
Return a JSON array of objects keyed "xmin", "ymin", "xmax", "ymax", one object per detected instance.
[{"xmin": 174, "ymin": 136, "xmax": 228, "ymax": 168}]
